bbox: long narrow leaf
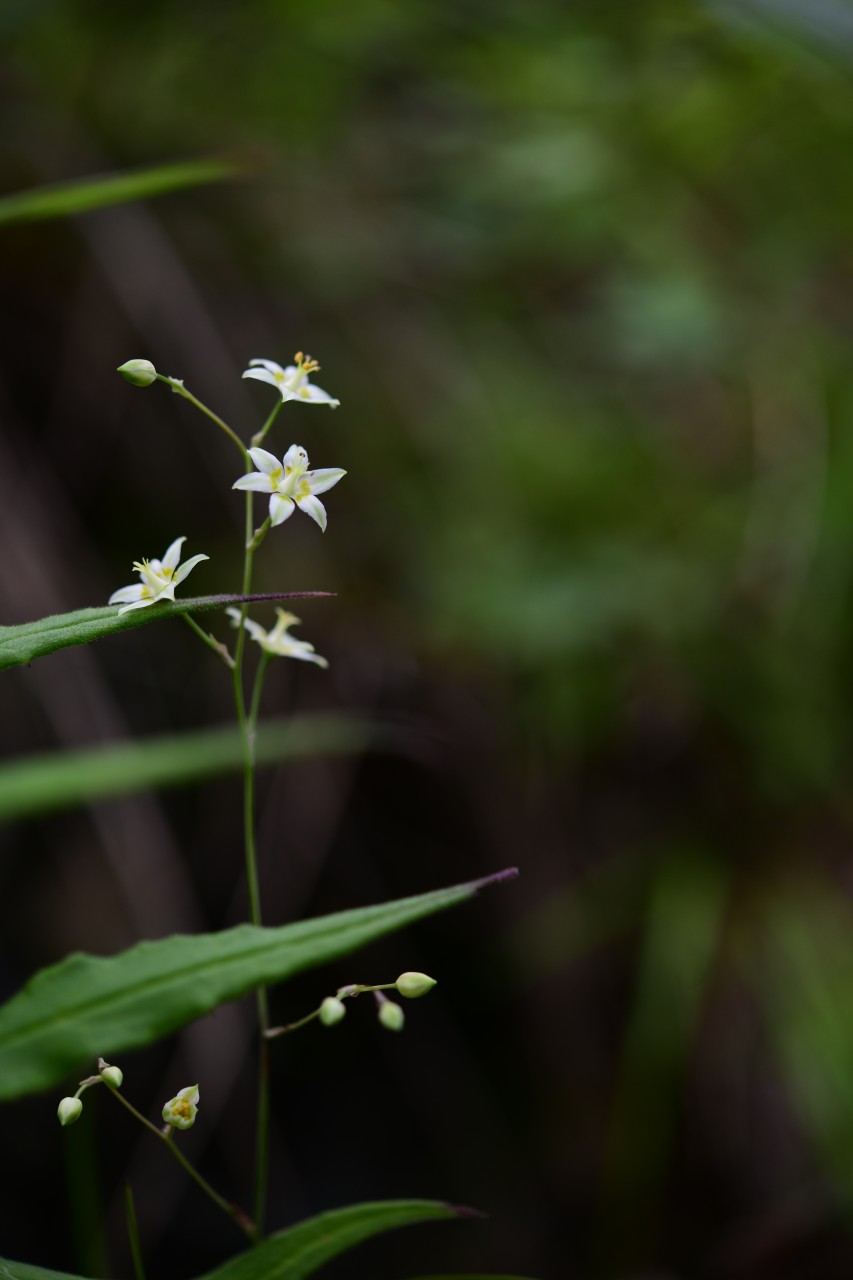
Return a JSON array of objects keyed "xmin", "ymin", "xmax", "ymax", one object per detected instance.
[
  {"xmin": 0, "ymin": 870, "xmax": 517, "ymax": 1100},
  {"xmin": 0, "ymin": 1201, "xmax": 467, "ymax": 1280},
  {"xmin": 0, "ymin": 1265, "xmax": 88, "ymax": 1280},
  {"xmin": 0, "ymin": 593, "xmax": 330, "ymax": 671},
  {"xmin": 199, "ymin": 1201, "xmax": 462, "ymax": 1280},
  {"xmin": 0, "ymin": 714, "xmax": 368, "ymax": 822},
  {"xmin": 0, "ymin": 157, "xmax": 243, "ymax": 227}
]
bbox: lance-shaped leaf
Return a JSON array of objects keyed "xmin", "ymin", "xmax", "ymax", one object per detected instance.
[
  {"xmin": 198, "ymin": 1200, "xmax": 463, "ymax": 1280},
  {"xmin": 0, "ymin": 1201, "xmax": 470, "ymax": 1280},
  {"xmin": 0, "ymin": 1263, "xmax": 86, "ymax": 1280},
  {"xmin": 0, "ymin": 593, "xmax": 331, "ymax": 671},
  {"xmin": 0, "ymin": 870, "xmax": 517, "ymax": 1100},
  {"xmin": 0, "ymin": 714, "xmax": 368, "ymax": 822}
]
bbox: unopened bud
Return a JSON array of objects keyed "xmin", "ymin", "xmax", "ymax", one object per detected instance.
[
  {"xmin": 57, "ymin": 1097, "xmax": 83, "ymax": 1127},
  {"xmin": 377, "ymin": 999, "xmax": 405, "ymax": 1032},
  {"xmin": 319, "ymin": 996, "xmax": 346, "ymax": 1027},
  {"xmin": 395, "ymin": 971, "xmax": 437, "ymax": 999},
  {"xmin": 100, "ymin": 1063, "xmax": 123, "ymax": 1088},
  {"xmin": 117, "ymin": 358, "xmax": 157, "ymax": 387}
]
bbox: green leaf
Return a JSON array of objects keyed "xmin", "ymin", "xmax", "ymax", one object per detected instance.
[
  {"xmin": 0, "ymin": 593, "xmax": 330, "ymax": 671},
  {"xmin": 0, "ymin": 714, "xmax": 367, "ymax": 822},
  {"xmin": 198, "ymin": 1201, "xmax": 461, "ymax": 1280},
  {"xmin": 0, "ymin": 157, "xmax": 244, "ymax": 227},
  {"xmin": 0, "ymin": 870, "xmax": 516, "ymax": 1100},
  {"xmin": 0, "ymin": 1201, "xmax": 467, "ymax": 1280},
  {"xmin": 0, "ymin": 1264, "xmax": 89, "ymax": 1280}
]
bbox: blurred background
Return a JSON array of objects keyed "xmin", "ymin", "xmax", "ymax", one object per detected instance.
[{"xmin": 5, "ymin": 0, "xmax": 853, "ymax": 1277}]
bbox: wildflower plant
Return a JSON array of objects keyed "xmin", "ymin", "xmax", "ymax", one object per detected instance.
[{"xmin": 0, "ymin": 348, "xmax": 521, "ymax": 1280}]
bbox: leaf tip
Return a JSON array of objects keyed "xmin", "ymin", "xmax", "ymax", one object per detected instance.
[
  {"xmin": 447, "ymin": 1202, "xmax": 489, "ymax": 1220},
  {"xmin": 468, "ymin": 867, "xmax": 519, "ymax": 895}
]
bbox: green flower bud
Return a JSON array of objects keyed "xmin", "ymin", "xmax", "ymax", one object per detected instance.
[
  {"xmin": 117, "ymin": 358, "xmax": 157, "ymax": 387},
  {"xmin": 319, "ymin": 996, "xmax": 347, "ymax": 1026},
  {"xmin": 57, "ymin": 1097, "xmax": 83, "ymax": 1127},
  {"xmin": 378, "ymin": 999, "xmax": 405, "ymax": 1032},
  {"xmin": 100, "ymin": 1063, "xmax": 123, "ymax": 1088},
  {"xmin": 395, "ymin": 971, "xmax": 437, "ymax": 999}
]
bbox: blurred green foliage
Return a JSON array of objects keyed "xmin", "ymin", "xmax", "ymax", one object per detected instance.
[{"xmin": 7, "ymin": 0, "xmax": 853, "ymax": 1277}]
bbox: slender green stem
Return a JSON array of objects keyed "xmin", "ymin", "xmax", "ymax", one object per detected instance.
[
  {"xmin": 123, "ymin": 1183, "xmax": 147, "ymax": 1280},
  {"xmin": 249, "ymin": 652, "xmax": 271, "ymax": 732},
  {"xmin": 265, "ymin": 982, "xmax": 400, "ymax": 1039},
  {"xmin": 251, "ymin": 398, "xmax": 284, "ymax": 448},
  {"xmin": 265, "ymin": 1008, "xmax": 321, "ymax": 1039},
  {"xmin": 182, "ymin": 613, "xmax": 235, "ymax": 669},
  {"xmin": 231, "ymin": 481, "xmax": 272, "ymax": 1236},
  {"xmin": 108, "ymin": 1088, "xmax": 256, "ymax": 1242},
  {"xmin": 157, "ymin": 375, "xmax": 249, "ymax": 460}
]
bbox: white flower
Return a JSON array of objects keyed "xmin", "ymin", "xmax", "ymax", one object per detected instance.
[
  {"xmin": 232, "ymin": 444, "xmax": 345, "ymax": 531},
  {"xmin": 226, "ymin": 607, "xmax": 329, "ymax": 667},
  {"xmin": 162, "ymin": 1084, "xmax": 199, "ymax": 1130},
  {"xmin": 243, "ymin": 353, "xmax": 339, "ymax": 407},
  {"xmin": 108, "ymin": 537, "xmax": 209, "ymax": 615}
]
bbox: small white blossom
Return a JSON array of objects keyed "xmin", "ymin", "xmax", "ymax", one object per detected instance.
[
  {"xmin": 243, "ymin": 353, "xmax": 339, "ymax": 407},
  {"xmin": 162, "ymin": 1084, "xmax": 199, "ymax": 1130},
  {"xmin": 232, "ymin": 444, "xmax": 345, "ymax": 531},
  {"xmin": 109, "ymin": 537, "xmax": 209, "ymax": 614},
  {"xmin": 226, "ymin": 607, "xmax": 329, "ymax": 667}
]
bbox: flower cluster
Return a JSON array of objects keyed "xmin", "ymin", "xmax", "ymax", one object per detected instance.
[{"xmin": 109, "ymin": 354, "xmax": 346, "ymax": 629}]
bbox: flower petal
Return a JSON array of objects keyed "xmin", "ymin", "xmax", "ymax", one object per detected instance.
[
  {"xmin": 108, "ymin": 584, "xmax": 145, "ymax": 605},
  {"xmin": 233, "ymin": 471, "xmax": 275, "ymax": 493},
  {"xmin": 282, "ymin": 443, "xmax": 309, "ymax": 470},
  {"xmin": 173, "ymin": 553, "xmax": 209, "ymax": 585},
  {"xmin": 118, "ymin": 596, "xmax": 160, "ymax": 615},
  {"xmin": 247, "ymin": 359, "xmax": 286, "ymax": 376},
  {"xmin": 269, "ymin": 493, "xmax": 295, "ymax": 526},
  {"xmin": 247, "ymin": 447, "xmax": 283, "ymax": 475},
  {"xmin": 302, "ymin": 384, "xmax": 340, "ymax": 408},
  {"xmin": 295, "ymin": 493, "xmax": 328, "ymax": 531},
  {"xmin": 305, "ymin": 467, "xmax": 346, "ymax": 496},
  {"xmin": 242, "ymin": 367, "xmax": 279, "ymax": 389},
  {"xmin": 161, "ymin": 537, "xmax": 186, "ymax": 572}
]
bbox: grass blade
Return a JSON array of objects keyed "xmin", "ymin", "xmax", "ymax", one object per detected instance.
[{"xmin": 0, "ymin": 157, "xmax": 244, "ymax": 227}]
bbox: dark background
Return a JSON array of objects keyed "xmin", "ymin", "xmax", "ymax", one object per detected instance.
[{"xmin": 5, "ymin": 2, "xmax": 853, "ymax": 1277}]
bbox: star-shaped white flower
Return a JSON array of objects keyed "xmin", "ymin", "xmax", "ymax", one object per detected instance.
[
  {"xmin": 243, "ymin": 353, "xmax": 340, "ymax": 407},
  {"xmin": 162, "ymin": 1084, "xmax": 199, "ymax": 1131},
  {"xmin": 108, "ymin": 537, "xmax": 209, "ymax": 614},
  {"xmin": 232, "ymin": 444, "xmax": 345, "ymax": 531},
  {"xmin": 226, "ymin": 607, "xmax": 329, "ymax": 667}
]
